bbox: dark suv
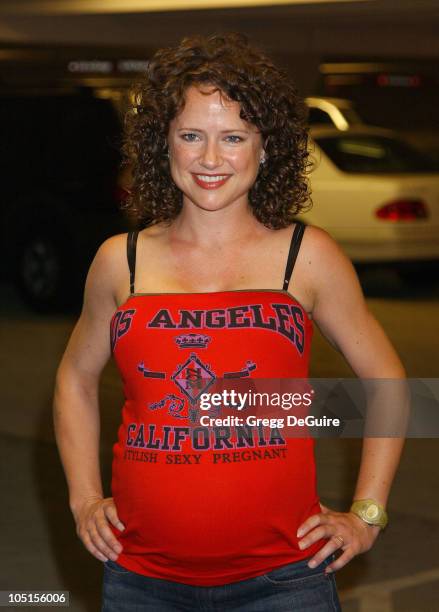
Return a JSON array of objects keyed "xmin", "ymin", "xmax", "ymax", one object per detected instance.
[{"xmin": 0, "ymin": 45, "xmax": 150, "ymax": 312}]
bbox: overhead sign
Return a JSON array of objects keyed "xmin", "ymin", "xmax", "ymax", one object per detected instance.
[{"xmin": 68, "ymin": 59, "xmax": 149, "ymax": 73}]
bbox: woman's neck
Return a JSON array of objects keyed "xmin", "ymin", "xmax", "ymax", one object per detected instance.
[{"xmin": 169, "ymin": 200, "xmax": 266, "ymax": 248}]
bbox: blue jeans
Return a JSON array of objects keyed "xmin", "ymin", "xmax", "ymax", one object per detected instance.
[{"xmin": 102, "ymin": 554, "xmax": 342, "ymax": 611}]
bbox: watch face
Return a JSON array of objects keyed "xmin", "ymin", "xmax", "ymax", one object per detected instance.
[{"xmin": 365, "ymin": 504, "xmax": 379, "ymax": 520}]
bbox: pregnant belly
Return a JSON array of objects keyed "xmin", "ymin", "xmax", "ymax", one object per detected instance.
[{"xmin": 110, "ymin": 442, "xmax": 320, "ymax": 569}]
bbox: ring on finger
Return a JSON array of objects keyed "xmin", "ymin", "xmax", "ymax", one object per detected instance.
[{"xmin": 332, "ymin": 534, "xmax": 344, "ymax": 547}]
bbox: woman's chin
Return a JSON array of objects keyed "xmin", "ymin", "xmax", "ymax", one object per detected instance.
[{"xmin": 182, "ymin": 193, "xmax": 248, "ymax": 213}]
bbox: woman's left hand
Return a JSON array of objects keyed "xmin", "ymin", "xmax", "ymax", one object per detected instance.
[{"xmin": 296, "ymin": 503, "xmax": 381, "ymax": 573}]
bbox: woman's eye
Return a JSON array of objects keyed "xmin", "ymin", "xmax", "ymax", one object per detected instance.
[
  {"xmin": 181, "ymin": 133, "xmax": 200, "ymax": 142},
  {"xmin": 225, "ymin": 135, "xmax": 243, "ymax": 143}
]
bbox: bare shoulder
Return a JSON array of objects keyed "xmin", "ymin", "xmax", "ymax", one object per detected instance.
[
  {"xmin": 301, "ymin": 223, "xmax": 350, "ymax": 269},
  {"xmin": 104, "ymin": 224, "xmax": 169, "ymax": 304},
  {"xmin": 83, "ymin": 233, "xmax": 131, "ymax": 312},
  {"xmin": 298, "ymin": 223, "xmax": 405, "ymax": 376},
  {"xmin": 56, "ymin": 233, "xmax": 130, "ymax": 381},
  {"xmin": 297, "ymin": 223, "xmax": 363, "ymax": 314},
  {"xmin": 94, "ymin": 232, "xmax": 128, "ymax": 268}
]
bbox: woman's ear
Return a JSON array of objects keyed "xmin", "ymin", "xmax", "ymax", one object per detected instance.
[
  {"xmin": 260, "ymin": 137, "xmax": 269, "ymax": 165},
  {"xmin": 259, "ymin": 137, "xmax": 268, "ymax": 165}
]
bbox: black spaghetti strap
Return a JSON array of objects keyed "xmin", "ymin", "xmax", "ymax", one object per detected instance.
[
  {"xmin": 127, "ymin": 231, "xmax": 139, "ymax": 295},
  {"xmin": 282, "ymin": 221, "xmax": 306, "ymax": 291}
]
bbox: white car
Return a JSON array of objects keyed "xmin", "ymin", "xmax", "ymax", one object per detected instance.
[
  {"xmin": 306, "ymin": 96, "xmax": 363, "ymax": 131},
  {"xmin": 301, "ymin": 126, "xmax": 439, "ymax": 264}
]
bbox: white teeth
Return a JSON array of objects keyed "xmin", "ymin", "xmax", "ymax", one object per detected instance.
[{"xmin": 196, "ymin": 175, "xmax": 228, "ymax": 182}]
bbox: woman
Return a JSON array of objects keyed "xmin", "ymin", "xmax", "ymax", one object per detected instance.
[{"xmin": 54, "ymin": 33, "xmax": 406, "ymax": 611}]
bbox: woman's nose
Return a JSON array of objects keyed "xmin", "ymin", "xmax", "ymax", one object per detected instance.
[{"xmin": 200, "ymin": 141, "xmax": 223, "ymax": 168}]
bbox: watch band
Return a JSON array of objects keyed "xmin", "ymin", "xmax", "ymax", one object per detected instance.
[{"xmin": 350, "ymin": 499, "xmax": 388, "ymax": 530}]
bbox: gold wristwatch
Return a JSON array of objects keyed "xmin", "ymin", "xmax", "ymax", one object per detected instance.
[{"xmin": 350, "ymin": 499, "xmax": 388, "ymax": 530}]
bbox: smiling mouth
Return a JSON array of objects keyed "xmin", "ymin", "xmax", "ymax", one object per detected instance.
[{"xmin": 192, "ymin": 173, "xmax": 231, "ymax": 190}]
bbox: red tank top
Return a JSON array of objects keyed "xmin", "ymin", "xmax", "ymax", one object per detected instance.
[{"xmin": 109, "ymin": 223, "xmax": 327, "ymax": 586}]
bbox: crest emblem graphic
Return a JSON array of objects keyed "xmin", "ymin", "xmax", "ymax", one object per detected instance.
[{"xmin": 171, "ymin": 352, "xmax": 216, "ymax": 405}]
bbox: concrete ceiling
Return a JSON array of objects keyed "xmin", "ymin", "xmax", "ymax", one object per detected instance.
[
  {"xmin": 0, "ymin": 0, "xmax": 438, "ymax": 58},
  {"xmin": 0, "ymin": 0, "xmax": 372, "ymax": 15},
  {"xmin": 0, "ymin": 0, "xmax": 437, "ymax": 18}
]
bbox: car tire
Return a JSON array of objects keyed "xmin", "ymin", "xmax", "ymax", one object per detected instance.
[{"xmin": 15, "ymin": 227, "xmax": 82, "ymax": 313}]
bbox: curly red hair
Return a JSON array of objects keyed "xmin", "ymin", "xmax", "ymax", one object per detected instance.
[{"xmin": 122, "ymin": 33, "xmax": 312, "ymax": 229}]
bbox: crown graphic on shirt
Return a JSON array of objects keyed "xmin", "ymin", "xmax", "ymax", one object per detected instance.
[{"xmin": 175, "ymin": 333, "xmax": 211, "ymax": 349}]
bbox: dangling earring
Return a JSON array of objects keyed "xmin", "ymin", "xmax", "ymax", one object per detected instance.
[{"xmin": 260, "ymin": 151, "xmax": 266, "ymax": 165}]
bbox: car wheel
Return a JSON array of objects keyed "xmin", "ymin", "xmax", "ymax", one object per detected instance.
[{"xmin": 16, "ymin": 230, "xmax": 81, "ymax": 313}]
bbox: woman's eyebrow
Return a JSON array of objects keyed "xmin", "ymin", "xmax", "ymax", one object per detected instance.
[
  {"xmin": 176, "ymin": 127, "xmax": 249, "ymax": 133},
  {"xmin": 220, "ymin": 129, "xmax": 250, "ymax": 134}
]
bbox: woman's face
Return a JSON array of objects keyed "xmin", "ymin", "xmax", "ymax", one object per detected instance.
[{"xmin": 167, "ymin": 85, "xmax": 264, "ymax": 213}]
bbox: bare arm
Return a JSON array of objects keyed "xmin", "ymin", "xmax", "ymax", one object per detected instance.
[
  {"xmin": 311, "ymin": 227, "xmax": 406, "ymax": 504},
  {"xmin": 296, "ymin": 227, "xmax": 406, "ymax": 571},
  {"xmin": 53, "ymin": 234, "xmax": 126, "ymax": 562}
]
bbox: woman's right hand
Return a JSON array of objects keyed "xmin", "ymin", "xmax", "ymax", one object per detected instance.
[{"xmin": 73, "ymin": 496, "xmax": 125, "ymax": 562}]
